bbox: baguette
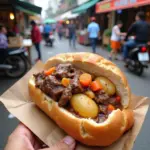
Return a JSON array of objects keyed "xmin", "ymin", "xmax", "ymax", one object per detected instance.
[{"xmin": 28, "ymin": 52, "xmax": 134, "ymax": 146}]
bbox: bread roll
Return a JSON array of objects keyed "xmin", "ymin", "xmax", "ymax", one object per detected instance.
[{"xmin": 29, "ymin": 52, "xmax": 134, "ymax": 146}]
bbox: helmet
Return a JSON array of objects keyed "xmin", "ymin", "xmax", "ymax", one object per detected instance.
[
  {"xmin": 91, "ymin": 17, "xmax": 96, "ymax": 21},
  {"xmin": 59, "ymin": 20, "xmax": 63, "ymax": 24}
]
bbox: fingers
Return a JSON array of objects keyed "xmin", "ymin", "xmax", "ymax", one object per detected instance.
[
  {"xmin": 11, "ymin": 123, "xmax": 35, "ymax": 144},
  {"xmin": 5, "ymin": 123, "xmax": 76, "ymax": 150},
  {"xmin": 4, "ymin": 123, "xmax": 37, "ymax": 150},
  {"xmin": 40, "ymin": 136, "xmax": 76, "ymax": 150}
]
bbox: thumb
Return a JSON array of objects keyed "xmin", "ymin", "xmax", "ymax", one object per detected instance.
[{"xmin": 40, "ymin": 136, "xmax": 76, "ymax": 150}]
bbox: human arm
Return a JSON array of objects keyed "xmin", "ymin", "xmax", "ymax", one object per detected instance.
[
  {"xmin": 125, "ymin": 23, "xmax": 136, "ymax": 40},
  {"xmin": 87, "ymin": 24, "xmax": 90, "ymax": 33},
  {"xmin": 97, "ymin": 25, "xmax": 101, "ymax": 39},
  {"xmin": 31, "ymin": 28, "xmax": 37, "ymax": 43},
  {"xmin": 5, "ymin": 123, "xmax": 76, "ymax": 150},
  {"xmin": 0, "ymin": 34, "xmax": 8, "ymax": 48},
  {"xmin": 114, "ymin": 27, "xmax": 126, "ymax": 36}
]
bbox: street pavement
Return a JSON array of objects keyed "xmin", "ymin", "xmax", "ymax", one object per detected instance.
[{"xmin": 0, "ymin": 37, "xmax": 150, "ymax": 149}]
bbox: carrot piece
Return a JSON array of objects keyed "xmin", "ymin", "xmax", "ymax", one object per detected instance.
[
  {"xmin": 116, "ymin": 96, "xmax": 121, "ymax": 103},
  {"xmin": 79, "ymin": 73, "xmax": 92, "ymax": 87},
  {"xmin": 61, "ymin": 78, "xmax": 70, "ymax": 87},
  {"xmin": 90, "ymin": 81, "xmax": 102, "ymax": 92},
  {"xmin": 44, "ymin": 67, "xmax": 56, "ymax": 76},
  {"xmin": 108, "ymin": 104, "xmax": 115, "ymax": 111}
]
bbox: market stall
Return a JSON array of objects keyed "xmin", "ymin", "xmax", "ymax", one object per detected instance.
[
  {"xmin": 0, "ymin": 0, "xmax": 42, "ymax": 65},
  {"xmin": 96, "ymin": 0, "xmax": 150, "ymax": 48},
  {"xmin": 72, "ymin": 0, "xmax": 99, "ymax": 45}
]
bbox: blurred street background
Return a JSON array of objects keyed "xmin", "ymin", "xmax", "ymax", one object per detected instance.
[{"xmin": 0, "ymin": 0, "xmax": 150, "ymax": 150}]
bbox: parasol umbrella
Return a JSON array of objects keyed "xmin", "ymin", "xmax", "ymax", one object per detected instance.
[{"xmin": 44, "ymin": 19, "xmax": 56, "ymax": 24}]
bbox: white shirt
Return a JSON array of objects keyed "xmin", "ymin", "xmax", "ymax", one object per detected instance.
[
  {"xmin": 88, "ymin": 22, "xmax": 100, "ymax": 38},
  {"xmin": 111, "ymin": 25, "xmax": 121, "ymax": 41},
  {"xmin": 39, "ymin": 25, "xmax": 44, "ymax": 33}
]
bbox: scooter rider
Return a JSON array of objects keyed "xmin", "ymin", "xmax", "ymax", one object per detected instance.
[
  {"xmin": 0, "ymin": 25, "xmax": 8, "ymax": 63},
  {"xmin": 0, "ymin": 25, "xmax": 8, "ymax": 49},
  {"xmin": 123, "ymin": 11, "xmax": 150, "ymax": 60},
  {"xmin": 44, "ymin": 23, "xmax": 52, "ymax": 45}
]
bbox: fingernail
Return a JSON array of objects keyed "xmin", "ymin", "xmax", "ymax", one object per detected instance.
[{"xmin": 63, "ymin": 136, "xmax": 75, "ymax": 145}]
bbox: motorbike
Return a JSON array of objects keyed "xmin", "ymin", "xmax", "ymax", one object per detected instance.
[
  {"xmin": 45, "ymin": 32, "xmax": 54, "ymax": 47},
  {"xmin": 0, "ymin": 47, "xmax": 29, "ymax": 78},
  {"xmin": 125, "ymin": 43, "xmax": 149, "ymax": 76}
]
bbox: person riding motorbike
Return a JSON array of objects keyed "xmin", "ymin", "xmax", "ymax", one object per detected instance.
[
  {"xmin": 0, "ymin": 25, "xmax": 21, "ymax": 61},
  {"xmin": 123, "ymin": 11, "xmax": 150, "ymax": 60},
  {"xmin": 0, "ymin": 25, "xmax": 28, "ymax": 77},
  {"xmin": 0, "ymin": 25, "xmax": 8, "ymax": 63},
  {"xmin": 44, "ymin": 23, "xmax": 52, "ymax": 45}
]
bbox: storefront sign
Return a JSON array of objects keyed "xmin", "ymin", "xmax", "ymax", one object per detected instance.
[{"xmin": 96, "ymin": 0, "xmax": 150, "ymax": 13}]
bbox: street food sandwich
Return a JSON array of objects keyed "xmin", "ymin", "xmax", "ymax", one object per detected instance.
[{"xmin": 28, "ymin": 52, "xmax": 134, "ymax": 146}]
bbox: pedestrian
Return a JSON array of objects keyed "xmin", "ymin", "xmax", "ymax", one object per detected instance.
[
  {"xmin": 39, "ymin": 24, "xmax": 44, "ymax": 37},
  {"xmin": 4, "ymin": 123, "xmax": 76, "ymax": 150},
  {"xmin": 123, "ymin": 11, "xmax": 150, "ymax": 60},
  {"xmin": 31, "ymin": 20, "xmax": 42, "ymax": 61},
  {"xmin": 13, "ymin": 23, "xmax": 20, "ymax": 36},
  {"xmin": 52, "ymin": 23, "xmax": 56, "ymax": 33},
  {"xmin": 87, "ymin": 17, "xmax": 100, "ymax": 53},
  {"xmin": 57, "ymin": 21, "xmax": 63, "ymax": 40},
  {"xmin": 44, "ymin": 23, "xmax": 52, "ymax": 45},
  {"xmin": 109, "ymin": 20, "xmax": 126, "ymax": 60},
  {"xmin": 68, "ymin": 20, "xmax": 76, "ymax": 49}
]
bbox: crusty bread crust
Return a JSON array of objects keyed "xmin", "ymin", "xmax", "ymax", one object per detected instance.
[{"xmin": 28, "ymin": 52, "xmax": 134, "ymax": 146}]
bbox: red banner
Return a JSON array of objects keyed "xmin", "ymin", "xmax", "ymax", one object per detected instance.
[{"xmin": 96, "ymin": 0, "xmax": 150, "ymax": 13}]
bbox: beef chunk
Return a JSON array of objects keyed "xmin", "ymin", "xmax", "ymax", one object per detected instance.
[
  {"xmin": 48, "ymin": 75, "xmax": 61, "ymax": 86},
  {"xmin": 41, "ymin": 76, "xmax": 64, "ymax": 100},
  {"xmin": 98, "ymin": 114, "xmax": 107, "ymax": 123},
  {"xmin": 115, "ymin": 104, "xmax": 122, "ymax": 109},
  {"xmin": 34, "ymin": 72, "xmax": 46, "ymax": 80},
  {"xmin": 34, "ymin": 72, "xmax": 46, "ymax": 88},
  {"xmin": 108, "ymin": 97, "xmax": 117, "ymax": 105},
  {"xmin": 59, "ymin": 86, "xmax": 72, "ymax": 107},
  {"xmin": 71, "ymin": 73, "xmax": 84, "ymax": 94},
  {"xmin": 41, "ymin": 85, "xmax": 64, "ymax": 100},
  {"xmin": 99, "ymin": 105, "xmax": 108, "ymax": 114},
  {"xmin": 94, "ymin": 90, "xmax": 109, "ymax": 104},
  {"xmin": 54, "ymin": 63, "xmax": 76, "ymax": 79}
]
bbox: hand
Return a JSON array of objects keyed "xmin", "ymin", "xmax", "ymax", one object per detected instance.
[{"xmin": 5, "ymin": 123, "xmax": 76, "ymax": 150}]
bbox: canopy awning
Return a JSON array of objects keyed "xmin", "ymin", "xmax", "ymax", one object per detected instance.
[
  {"xmin": 12, "ymin": 0, "xmax": 42, "ymax": 15},
  {"xmin": 55, "ymin": 11, "xmax": 79, "ymax": 21},
  {"xmin": 96, "ymin": 0, "xmax": 150, "ymax": 14},
  {"xmin": 44, "ymin": 19, "xmax": 56, "ymax": 24},
  {"xmin": 60, "ymin": 11, "xmax": 79, "ymax": 20},
  {"xmin": 72, "ymin": 0, "xmax": 99, "ymax": 14}
]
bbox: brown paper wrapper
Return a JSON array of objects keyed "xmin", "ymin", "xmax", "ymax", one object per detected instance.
[{"xmin": 0, "ymin": 61, "xmax": 149, "ymax": 150}]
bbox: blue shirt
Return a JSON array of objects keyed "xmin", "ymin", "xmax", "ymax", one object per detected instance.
[
  {"xmin": 44, "ymin": 24, "xmax": 52, "ymax": 33},
  {"xmin": 88, "ymin": 22, "xmax": 100, "ymax": 38},
  {"xmin": 0, "ymin": 33, "xmax": 8, "ymax": 49}
]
